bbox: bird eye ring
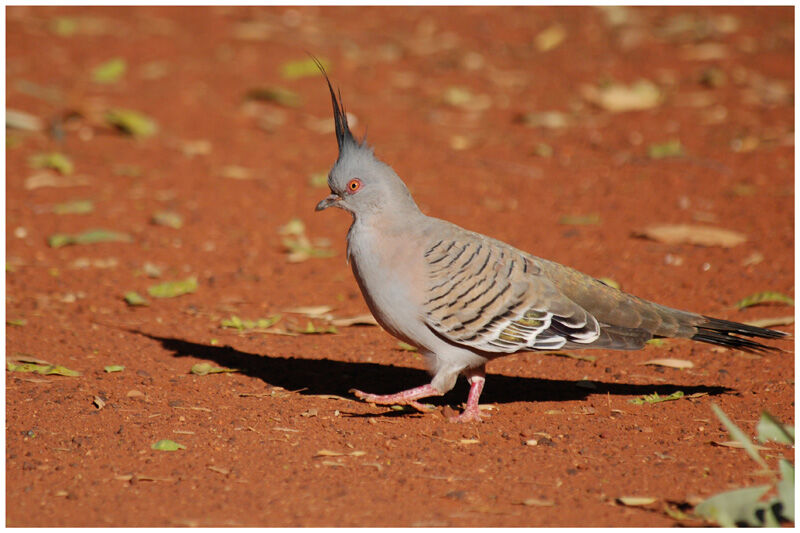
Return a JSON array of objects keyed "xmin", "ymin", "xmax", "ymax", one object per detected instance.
[{"xmin": 347, "ymin": 178, "xmax": 362, "ymax": 193}]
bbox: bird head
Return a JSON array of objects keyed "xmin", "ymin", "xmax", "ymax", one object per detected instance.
[{"xmin": 313, "ymin": 59, "xmax": 418, "ymax": 218}]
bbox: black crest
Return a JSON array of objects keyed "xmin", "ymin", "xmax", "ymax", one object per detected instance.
[{"xmin": 310, "ymin": 56, "xmax": 357, "ymax": 153}]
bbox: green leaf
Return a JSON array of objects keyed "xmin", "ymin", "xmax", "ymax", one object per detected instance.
[
  {"xmin": 648, "ymin": 139, "xmax": 684, "ymax": 159},
  {"xmin": 532, "ymin": 143, "xmax": 553, "ymax": 157},
  {"xmin": 279, "ymin": 218, "xmax": 306, "ymax": 236},
  {"xmin": 777, "ymin": 459, "xmax": 794, "ymax": 522},
  {"xmin": 295, "ymin": 321, "xmax": 337, "ymax": 335},
  {"xmin": 645, "ymin": 338, "xmax": 668, "ymax": 347},
  {"xmin": 124, "ymin": 291, "xmax": 149, "ymax": 306},
  {"xmin": 756, "ymin": 411, "xmax": 794, "ymax": 445},
  {"xmin": 7, "ymin": 318, "xmax": 27, "ymax": 327},
  {"xmin": 596, "ymin": 277, "xmax": 620, "ymax": 290},
  {"xmin": 92, "ymin": 58, "xmax": 126, "ymax": 84},
  {"xmin": 147, "ymin": 278, "xmax": 198, "ymax": 298},
  {"xmin": 151, "ymin": 211, "xmax": 183, "ymax": 229},
  {"xmin": 735, "ymin": 291, "xmax": 794, "ymax": 309},
  {"xmin": 309, "ymin": 172, "xmax": 328, "ymax": 188},
  {"xmin": 52, "ymin": 199, "xmax": 94, "ymax": 215},
  {"xmin": 51, "ymin": 17, "xmax": 78, "ymax": 36},
  {"xmin": 48, "ymin": 229, "xmax": 133, "ymax": 248},
  {"xmin": 151, "ymin": 439, "xmax": 186, "ymax": 451},
  {"xmin": 7, "ymin": 362, "xmax": 81, "ymax": 376},
  {"xmin": 104, "ymin": 365, "xmax": 125, "ymax": 373},
  {"xmin": 190, "ymin": 363, "xmax": 238, "ymax": 376},
  {"xmin": 695, "ymin": 485, "xmax": 772, "ymax": 527},
  {"xmin": 105, "ymin": 108, "xmax": 158, "ymax": 138},
  {"xmin": 257, "ymin": 316, "xmax": 281, "ymax": 329},
  {"xmin": 220, "ymin": 314, "xmax": 281, "ymax": 331},
  {"xmin": 281, "ymin": 57, "xmax": 328, "ymax": 80},
  {"xmin": 397, "ymin": 341, "xmax": 418, "ymax": 352},
  {"xmin": 29, "ymin": 152, "xmax": 74, "ymax": 175},
  {"xmin": 629, "ymin": 390, "xmax": 684, "ymax": 405},
  {"xmin": 282, "ymin": 235, "xmax": 335, "ymax": 262},
  {"xmin": 245, "ymin": 86, "xmax": 301, "ymax": 107},
  {"xmin": 711, "ymin": 403, "xmax": 768, "ymax": 470},
  {"xmin": 221, "ymin": 315, "xmax": 244, "ymax": 330},
  {"xmin": 443, "ymin": 86, "xmax": 475, "ymax": 108}
]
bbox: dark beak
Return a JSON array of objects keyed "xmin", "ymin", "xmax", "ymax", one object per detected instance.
[{"xmin": 315, "ymin": 193, "xmax": 341, "ymax": 211}]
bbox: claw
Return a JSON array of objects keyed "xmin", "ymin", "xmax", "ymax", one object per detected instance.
[
  {"xmin": 447, "ymin": 406, "xmax": 487, "ymax": 423},
  {"xmin": 349, "ymin": 384, "xmax": 442, "ymax": 413}
]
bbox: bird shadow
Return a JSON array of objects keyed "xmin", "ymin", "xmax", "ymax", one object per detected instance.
[{"xmin": 139, "ymin": 331, "xmax": 733, "ymax": 407}]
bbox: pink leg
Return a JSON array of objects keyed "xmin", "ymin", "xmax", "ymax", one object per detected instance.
[
  {"xmin": 351, "ymin": 384, "xmax": 441, "ymax": 412},
  {"xmin": 448, "ymin": 368, "xmax": 486, "ymax": 423}
]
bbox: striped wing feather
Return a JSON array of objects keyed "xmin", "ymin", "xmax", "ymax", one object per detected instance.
[{"xmin": 422, "ymin": 231, "xmax": 619, "ymax": 353}]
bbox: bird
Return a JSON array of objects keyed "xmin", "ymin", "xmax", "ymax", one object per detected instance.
[{"xmin": 312, "ymin": 62, "xmax": 789, "ymax": 422}]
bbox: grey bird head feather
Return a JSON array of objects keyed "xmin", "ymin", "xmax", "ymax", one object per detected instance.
[
  {"xmin": 313, "ymin": 58, "xmax": 420, "ymax": 219},
  {"xmin": 311, "ymin": 56, "xmax": 358, "ymax": 157}
]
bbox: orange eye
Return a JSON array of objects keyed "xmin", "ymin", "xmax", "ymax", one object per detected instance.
[{"xmin": 347, "ymin": 178, "xmax": 362, "ymax": 193}]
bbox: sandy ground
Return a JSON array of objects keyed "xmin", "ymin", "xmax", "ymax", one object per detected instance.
[{"xmin": 6, "ymin": 6, "xmax": 794, "ymax": 526}]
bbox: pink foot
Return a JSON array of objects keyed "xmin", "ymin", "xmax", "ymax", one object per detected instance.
[
  {"xmin": 350, "ymin": 383, "xmax": 441, "ymax": 413},
  {"xmin": 448, "ymin": 370, "xmax": 487, "ymax": 423}
]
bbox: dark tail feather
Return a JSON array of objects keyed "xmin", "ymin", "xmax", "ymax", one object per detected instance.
[{"xmin": 691, "ymin": 316, "xmax": 790, "ymax": 353}]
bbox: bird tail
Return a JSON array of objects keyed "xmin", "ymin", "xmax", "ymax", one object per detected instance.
[{"xmin": 690, "ymin": 316, "xmax": 790, "ymax": 353}]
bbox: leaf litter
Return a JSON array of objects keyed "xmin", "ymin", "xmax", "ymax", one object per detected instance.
[
  {"xmin": 151, "ymin": 439, "xmax": 186, "ymax": 451},
  {"xmin": 629, "ymin": 391, "xmax": 684, "ymax": 405},
  {"xmin": 279, "ymin": 218, "xmax": 334, "ymax": 262},
  {"xmin": 147, "ymin": 277, "xmax": 198, "ymax": 298},
  {"xmin": 29, "ymin": 152, "xmax": 74, "ymax": 175},
  {"xmin": 7, "ymin": 361, "xmax": 81, "ymax": 377},
  {"xmin": 220, "ymin": 315, "xmax": 282, "ymax": 331},
  {"xmin": 48, "ymin": 229, "xmax": 133, "ymax": 248},
  {"xmin": 582, "ymin": 80, "xmax": 662, "ymax": 112},
  {"xmin": 635, "ymin": 224, "xmax": 746, "ymax": 248},
  {"xmin": 245, "ymin": 86, "xmax": 301, "ymax": 108},
  {"xmin": 92, "ymin": 57, "xmax": 126, "ymax": 84},
  {"xmin": 735, "ymin": 291, "xmax": 794, "ymax": 309},
  {"xmin": 190, "ymin": 363, "xmax": 238, "ymax": 376},
  {"xmin": 52, "ymin": 199, "xmax": 94, "ymax": 215},
  {"xmin": 281, "ymin": 57, "xmax": 329, "ymax": 80},
  {"xmin": 124, "ymin": 291, "xmax": 149, "ymax": 306},
  {"xmin": 641, "ymin": 358, "xmax": 693, "ymax": 369},
  {"xmin": 151, "ymin": 211, "xmax": 184, "ymax": 229},
  {"xmin": 105, "ymin": 108, "xmax": 158, "ymax": 138}
]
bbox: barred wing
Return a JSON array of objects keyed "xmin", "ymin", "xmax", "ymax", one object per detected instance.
[{"xmin": 421, "ymin": 231, "xmax": 610, "ymax": 353}]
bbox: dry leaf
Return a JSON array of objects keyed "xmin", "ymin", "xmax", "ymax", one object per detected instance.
[
  {"xmin": 711, "ymin": 440, "xmax": 770, "ymax": 451},
  {"xmin": 641, "ymin": 358, "xmax": 694, "ymax": 369},
  {"xmin": 331, "ymin": 314, "xmax": 379, "ymax": 327},
  {"xmin": 521, "ymin": 498, "xmax": 555, "ymax": 507},
  {"xmin": 314, "ymin": 449, "xmax": 365, "ymax": 457},
  {"xmin": 744, "ymin": 316, "xmax": 794, "ymax": 328},
  {"xmin": 283, "ymin": 305, "xmax": 334, "ymax": 318},
  {"xmin": 535, "ymin": 24, "xmax": 566, "ymax": 52},
  {"xmin": 635, "ymin": 224, "xmax": 746, "ymax": 248},
  {"xmin": 25, "ymin": 172, "xmax": 90, "ymax": 190},
  {"xmin": 582, "ymin": 80, "xmax": 662, "ymax": 112},
  {"xmin": 618, "ymin": 496, "xmax": 657, "ymax": 506},
  {"xmin": 315, "ymin": 449, "xmax": 345, "ymax": 457}
]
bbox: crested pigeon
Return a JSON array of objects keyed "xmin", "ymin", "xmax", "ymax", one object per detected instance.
[{"xmin": 312, "ymin": 62, "xmax": 788, "ymax": 422}]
